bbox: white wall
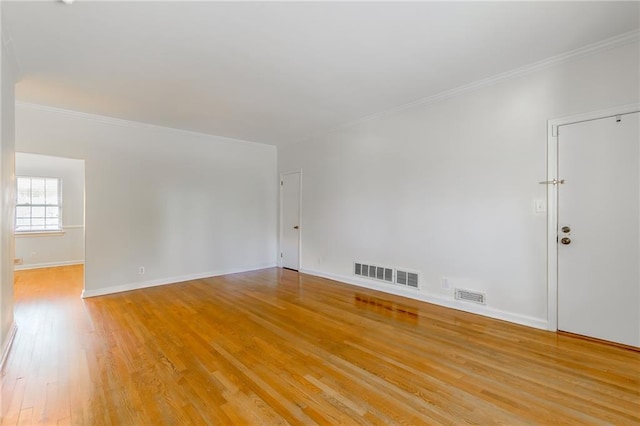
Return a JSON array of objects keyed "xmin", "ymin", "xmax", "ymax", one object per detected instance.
[
  {"xmin": 15, "ymin": 153, "xmax": 85, "ymax": 269},
  {"xmin": 279, "ymin": 40, "xmax": 640, "ymax": 329},
  {"xmin": 0, "ymin": 6, "xmax": 17, "ymax": 362},
  {"xmin": 16, "ymin": 104, "xmax": 278, "ymax": 296}
]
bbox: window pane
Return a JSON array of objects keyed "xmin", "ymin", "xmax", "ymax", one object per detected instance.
[
  {"xmin": 45, "ymin": 218, "xmax": 60, "ymax": 229},
  {"xmin": 16, "ymin": 206, "xmax": 31, "ymax": 218},
  {"xmin": 32, "ymin": 206, "xmax": 45, "ymax": 218},
  {"xmin": 31, "ymin": 179, "xmax": 45, "ymax": 204},
  {"xmin": 15, "ymin": 177, "xmax": 62, "ymax": 232},
  {"xmin": 17, "ymin": 178, "xmax": 31, "ymax": 204},
  {"xmin": 45, "ymin": 179, "xmax": 59, "ymax": 205},
  {"xmin": 15, "ymin": 218, "xmax": 30, "ymax": 230},
  {"xmin": 46, "ymin": 206, "xmax": 59, "ymax": 218}
]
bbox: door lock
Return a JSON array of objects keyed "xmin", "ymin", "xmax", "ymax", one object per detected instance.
[
  {"xmin": 560, "ymin": 237, "xmax": 571, "ymax": 245},
  {"xmin": 561, "ymin": 226, "xmax": 571, "ymax": 233},
  {"xmin": 293, "ymin": 226, "xmax": 299, "ymax": 229}
]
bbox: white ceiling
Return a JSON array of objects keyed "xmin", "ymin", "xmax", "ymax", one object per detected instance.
[{"xmin": 3, "ymin": 1, "xmax": 639, "ymax": 146}]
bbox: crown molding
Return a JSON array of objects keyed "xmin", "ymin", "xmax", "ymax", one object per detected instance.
[
  {"xmin": 299, "ymin": 29, "xmax": 640, "ymax": 145},
  {"xmin": 14, "ymin": 28, "xmax": 639, "ymax": 150},
  {"xmin": 15, "ymin": 101, "xmax": 275, "ymax": 150}
]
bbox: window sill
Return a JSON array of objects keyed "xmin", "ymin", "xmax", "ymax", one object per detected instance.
[{"xmin": 15, "ymin": 230, "xmax": 65, "ymax": 238}]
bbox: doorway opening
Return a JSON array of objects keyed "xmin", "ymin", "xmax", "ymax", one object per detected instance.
[{"xmin": 14, "ymin": 153, "xmax": 86, "ymax": 298}]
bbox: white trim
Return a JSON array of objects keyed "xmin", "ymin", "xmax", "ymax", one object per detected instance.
[
  {"xmin": 279, "ymin": 170, "xmax": 302, "ymax": 270},
  {"xmin": 301, "ymin": 268, "xmax": 548, "ymax": 331},
  {"xmin": 0, "ymin": 322, "xmax": 17, "ymax": 371},
  {"xmin": 15, "ymin": 230, "xmax": 65, "ymax": 238},
  {"xmin": 299, "ymin": 30, "xmax": 640, "ymax": 145},
  {"xmin": 546, "ymin": 104, "xmax": 640, "ymax": 332},
  {"xmin": 15, "ymin": 102, "xmax": 273, "ymax": 150},
  {"xmin": 63, "ymin": 225, "xmax": 84, "ymax": 230},
  {"xmin": 15, "ymin": 224, "xmax": 85, "ymax": 237},
  {"xmin": 15, "ymin": 30, "xmax": 638, "ymax": 150},
  {"xmin": 14, "ymin": 260, "xmax": 84, "ymax": 271},
  {"xmin": 81, "ymin": 263, "xmax": 277, "ymax": 298}
]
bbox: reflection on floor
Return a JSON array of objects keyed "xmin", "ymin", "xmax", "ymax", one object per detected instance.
[{"xmin": 2, "ymin": 265, "xmax": 639, "ymax": 424}]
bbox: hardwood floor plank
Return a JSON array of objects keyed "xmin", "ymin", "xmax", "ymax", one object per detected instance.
[
  {"xmin": 2, "ymin": 265, "xmax": 639, "ymax": 425},
  {"xmin": 16, "ymin": 408, "xmax": 32, "ymax": 426}
]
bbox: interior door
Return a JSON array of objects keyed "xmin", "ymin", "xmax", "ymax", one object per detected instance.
[
  {"xmin": 281, "ymin": 172, "xmax": 300, "ymax": 270},
  {"xmin": 557, "ymin": 112, "xmax": 639, "ymax": 347}
]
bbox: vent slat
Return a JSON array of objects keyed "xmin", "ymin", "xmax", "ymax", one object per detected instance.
[
  {"xmin": 396, "ymin": 269, "xmax": 419, "ymax": 289},
  {"xmin": 355, "ymin": 262, "xmax": 418, "ymax": 290},
  {"xmin": 397, "ymin": 270, "xmax": 407, "ymax": 285},
  {"xmin": 455, "ymin": 289, "xmax": 486, "ymax": 304},
  {"xmin": 407, "ymin": 273, "xmax": 419, "ymax": 288}
]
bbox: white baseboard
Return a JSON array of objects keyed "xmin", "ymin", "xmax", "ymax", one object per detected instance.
[
  {"xmin": 15, "ymin": 260, "xmax": 84, "ymax": 271},
  {"xmin": 81, "ymin": 263, "xmax": 277, "ymax": 298},
  {"xmin": 0, "ymin": 322, "xmax": 17, "ymax": 371},
  {"xmin": 300, "ymin": 268, "xmax": 548, "ymax": 331}
]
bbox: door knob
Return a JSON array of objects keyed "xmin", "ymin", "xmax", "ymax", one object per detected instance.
[
  {"xmin": 561, "ymin": 226, "xmax": 571, "ymax": 233},
  {"xmin": 560, "ymin": 237, "xmax": 571, "ymax": 245},
  {"xmin": 293, "ymin": 226, "xmax": 299, "ymax": 229}
]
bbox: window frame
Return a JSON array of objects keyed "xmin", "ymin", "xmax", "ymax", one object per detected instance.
[{"xmin": 15, "ymin": 176, "xmax": 63, "ymax": 235}]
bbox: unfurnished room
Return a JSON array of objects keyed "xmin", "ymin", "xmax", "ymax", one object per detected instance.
[{"xmin": 0, "ymin": 1, "xmax": 639, "ymax": 424}]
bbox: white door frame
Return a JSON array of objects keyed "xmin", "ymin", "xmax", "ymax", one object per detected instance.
[
  {"xmin": 546, "ymin": 103, "xmax": 640, "ymax": 331},
  {"xmin": 279, "ymin": 169, "xmax": 302, "ymax": 269}
]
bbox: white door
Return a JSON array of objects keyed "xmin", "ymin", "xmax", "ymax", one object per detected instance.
[
  {"xmin": 281, "ymin": 172, "xmax": 300, "ymax": 270},
  {"xmin": 557, "ymin": 112, "xmax": 639, "ymax": 347}
]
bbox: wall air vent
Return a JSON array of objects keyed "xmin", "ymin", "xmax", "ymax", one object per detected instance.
[
  {"xmin": 396, "ymin": 269, "xmax": 419, "ymax": 289},
  {"xmin": 354, "ymin": 262, "xmax": 393, "ymax": 284},
  {"xmin": 455, "ymin": 288, "xmax": 486, "ymax": 305},
  {"xmin": 397, "ymin": 270, "xmax": 407, "ymax": 285},
  {"xmin": 407, "ymin": 272, "xmax": 419, "ymax": 288},
  {"xmin": 355, "ymin": 263, "xmax": 420, "ymax": 290}
]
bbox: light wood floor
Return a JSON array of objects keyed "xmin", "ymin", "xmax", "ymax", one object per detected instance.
[{"xmin": 2, "ymin": 265, "xmax": 639, "ymax": 425}]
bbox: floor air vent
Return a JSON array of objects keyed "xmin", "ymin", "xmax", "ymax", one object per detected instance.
[
  {"xmin": 396, "ymin": 270, "xmax": 419, "ymax": 289},
  {"xmin": 354, "ymin": 262, "xmax": 393, "ymax": 283},
  {"xmin": 455, "ymin": 289, "xmax": 486, "ymax": 305}
]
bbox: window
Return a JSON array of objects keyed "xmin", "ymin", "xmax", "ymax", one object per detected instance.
[{"xmin": 16, "ymin": 176, "xmax": 62, "ymax": 232}]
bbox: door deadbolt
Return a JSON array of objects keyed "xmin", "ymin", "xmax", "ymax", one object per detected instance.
[
  {"xmin": 293, "ymin": 225, "xmax": 299, "ymax": 229},
  {"xmin": 561, "ymin": 226, "xmax": 571, "ymax": 233},
  {"xmin": 560, "ymin": 237, "xmax": 571, "ymax": 245}
]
